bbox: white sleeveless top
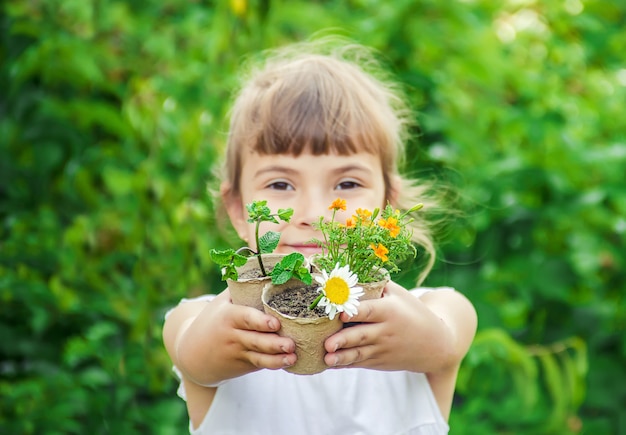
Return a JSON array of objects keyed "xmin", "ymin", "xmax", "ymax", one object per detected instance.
[{"xmin": 171, "ymin": 288, "xmax": 452, "ymax": 435}]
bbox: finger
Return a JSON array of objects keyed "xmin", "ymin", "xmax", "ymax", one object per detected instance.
[
  {"xmin": 246, "ymin": 351, "xmax": 297, "ymax": 370},
  {"xmin": 237, "ymin": 329, "xmax": 296, "ymax": 355},
  {"xmin": 382, "ymin": 280, "xmax": 405, "ymax": 296},
  {"xmin": 324, "ymin": 322, "xmax": 378, "ymax": 353},
  {"xmin": 338, "ymin": 283, "xmax": 404, "ymax": 323},
  {"xmin": 231, "ymin": 305, "xmax": 282, "ymax": 333},
  {"xmin": 244, "ymin": 350, "xmax": 297, "ymax": 370},
  {"xmin": 324, "ymin": 344, "xmax": 377, "ymax": 367},
  {"xmin": 338, "ymin": 299, "xmax": 382, "ymax": 323}
]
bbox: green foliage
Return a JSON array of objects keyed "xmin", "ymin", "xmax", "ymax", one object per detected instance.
[
  {"xmin": 209, "ymin": 200, "xmax": 308, "ymax": 284},
  {"xmin": 208, "ymin": 249, "xmax": 248, "ymax": 281},
  {"xmin": 257, "ymin": 231, "xmax": 281, "ymax": 256},
  {"xmin": 270, "ymin": 252, "xmax": 313, "ymax": 286},
  {"xmin": 1, "ymin": 0, "xmax": 624, "ymax": 433},
  {"xmin": 246, "ymin": 201, "xmax": 294, "ymax": 226},
  {"xmin": 312, "ymin": 200, "xmax": 420, "ymax": 283},
  {"xmin": 453, "ymin": 329, "xmax": 588, "ymax": 434},
  {"xmin": 246, "ymin": 201, "xmax": 293, "ymax": 256}
]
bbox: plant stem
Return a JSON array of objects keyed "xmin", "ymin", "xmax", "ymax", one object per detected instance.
[
  {"xmin": 236, "ymin": 247, "xmax": 256, "ymax": 256},
  {"xmin": 255, "ymin": 220, "xmax": 267, "ymax": 276},
  {"xmin": 309, "ymin": 293, "xmax": 324, "ymax": 310}
]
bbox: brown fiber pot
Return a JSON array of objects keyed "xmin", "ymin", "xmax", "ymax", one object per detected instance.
[
  {"xmin": 226, "ymin": 254, "xmax": 287, "ymax": 311},
  {"xmin": 262, "ymin": 278, "xmax": 342, "ymax": 375},
  {"xmin": 358, "ymin": 269, "xmax": 390, "ymax": 301}
]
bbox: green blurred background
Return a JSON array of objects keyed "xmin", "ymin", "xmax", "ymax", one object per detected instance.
[{"xmin": 1, "ymin": 0, "xmax": 624, "ymax": 433}]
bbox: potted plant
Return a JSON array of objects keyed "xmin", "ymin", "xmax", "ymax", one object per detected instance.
[
  {"xmin": 261, "ymin": 198, "xmax": 423, "ymax": 374},
  {"xmin": 310, "ymin": 198, "xmax": 423, "ymax": 301},
  {"xmin": 262, "ymin": 276, "xmax": 346, "ymax": 375},
  {"xmin": 210, "ymin": 200, "xmax": 312, "ymax": 310}
]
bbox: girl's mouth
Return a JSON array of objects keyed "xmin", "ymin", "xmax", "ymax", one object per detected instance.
[{"xmin": 286, "ymin": 244, "xmax": 323, "ymax": 256}]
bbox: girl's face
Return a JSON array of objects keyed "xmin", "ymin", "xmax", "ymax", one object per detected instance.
[{"xmin": 224, "ymin": 151, "xmax": 394, "ymax": 257}]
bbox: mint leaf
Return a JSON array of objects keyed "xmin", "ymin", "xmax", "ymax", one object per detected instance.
[
  {"xmin": 221, "ymin": 265, "xmax": 239, "ymax": 281},
  {"xmin": 294, "ymin": 267, "xmax": 313, "ymax": 285},
  {"xmin": 210, "ymin": 248, "xmax": 236, "ymax": 267},
  {"xmin": 271, "ymin": 268, "xmax": 292, "ymax": 285},
  {"xmin": 231, "ymin": 252, "xmax": 249, "ymax": 267},
  {"xmin": 246, "ymin": 200, "xmax": 271, "ymax": 222},
  {"xmin": 279, "ymin": 252, "xmax": 303, "ymax": 269},
  {"xmin": 269, "ymin": 253, "xmax": 312, "ymax": 285},
  {"xmin": 258, "ymin": 231, "xmax": 280, "ymax": 254},
  {"xmin": 277, "ymin": 208, "xmax": 294, "ymax": 222}
]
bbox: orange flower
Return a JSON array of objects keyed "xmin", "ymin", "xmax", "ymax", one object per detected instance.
[
  {"xmin": 370, "ymin": 243, "xmax": 389, "ymax": 262},
  {"xmin": 378, "ymin": 217, "xmax": 401, "ymax": 238},
  {"xmin": 344, "ymin": 217, "xmax": 356, "ymax": 228},
  {"xmin": 355, "ymin": 208, "xmax": 372, "ymax": 220},
  {"xmin": 329, "ymin": 198, "xmax": 347, "ymax": 211}
]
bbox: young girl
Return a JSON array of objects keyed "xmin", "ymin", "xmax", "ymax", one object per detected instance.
[{"xmin": 163, "ymin": 38, "xmax": 477, "ymax": 434}]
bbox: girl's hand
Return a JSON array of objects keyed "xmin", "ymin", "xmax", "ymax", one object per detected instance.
[
  {"xmin": 171, "ymin": 290, "xmax": 297, "ymax": 386},
  {"xmin": 323, "ymin": 281, "xmax": 476, "ymax": 374}
]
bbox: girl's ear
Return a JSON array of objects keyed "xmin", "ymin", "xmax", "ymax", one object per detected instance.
[{"xmin": 221, "ymin": 182, "xmax": 248, "ymax": 242}]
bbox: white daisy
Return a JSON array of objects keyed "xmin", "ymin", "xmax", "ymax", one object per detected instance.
[{"xmin": 314, "ymin": 264, "xmax": 364, "ymax": 320}]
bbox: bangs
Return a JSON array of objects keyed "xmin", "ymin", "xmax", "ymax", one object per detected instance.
[
  {"xmin": 245, "ymin": 55, "xmax": 396, "ymax": 158},
  {"xmin": 253, "ymin": 74, "xmax": 384, "ymax": 157}
]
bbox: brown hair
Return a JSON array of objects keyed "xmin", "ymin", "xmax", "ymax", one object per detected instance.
[{"xmin": 216, "ymin": 37, "xmax": 447, "ymax": 285}]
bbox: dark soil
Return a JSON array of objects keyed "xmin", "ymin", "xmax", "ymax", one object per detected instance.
[
  {"xmin": 239, "ymin": 265, "xmax": 275, "ymax": 280},
  {"xmin": 267, "ymin": 284, "xmax": 327, "ymax": 318}
]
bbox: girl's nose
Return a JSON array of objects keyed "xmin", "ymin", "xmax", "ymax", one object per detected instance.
[{"xmin": 292, "ymin": 192, "xmax": 331, "ymax": 227}]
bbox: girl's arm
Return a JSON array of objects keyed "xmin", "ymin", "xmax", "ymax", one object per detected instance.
[{"xmin": 323, "ymin": 281, "xmax": 477, "ymax": 420}]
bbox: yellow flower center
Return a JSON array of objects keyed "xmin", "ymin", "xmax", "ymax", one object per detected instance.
[{"xmin": 324, "ymin": 277, "xmax": 350, "ymax": 304}]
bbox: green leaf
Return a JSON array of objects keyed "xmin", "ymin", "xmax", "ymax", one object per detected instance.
[
  {"xmin": 221, "ymin": 265, "xmax": 238, "ymax": 281},
  {"xmin": 539, "ymin": 352, "xmax": 568, "ymax": 431},
  {"xmin": 277, "ymin": 208, "xmax": 294, "ymax": 222},
  {"xmin": 272, "ymin": 253, "xmax": 312, "ymax": 284},
  {"xmin": 270, "ymin": 268, "xmax": 292, "ymax": 285},
  {"xmin": 246, "ymin": 200, "xmax": 270, "ymax": 222},
  {"xmin": 102, "ymin": 166, "xmax": 134, "ymax": 196},
  {"xmin": 258, "ymin": 231, "xmax": 280, "ymax": 254},
  {"xmin": 79, "ymin": 367, "xmax": 111, "ymax": 387},
  {"xmin": 209, "ymin": 248, "xmax": 237, "ymax": 267},
  {"xmin": 231, "ymin": 253, "xmax": 249, "ymax": 267},
  {"xmin": 270, "ymin": 253, "xmax": 311, "ymax": 284},
  {"xmin": 210, "ymin": 249, "xmax": 248, "ymax": 280},
  {"xmin": 278, "ymin": 252, "xmax": 303, "ymax": 269},
  {"xmin": 294, "ymin": 267, "xmax": 312, "ymax": 285}
]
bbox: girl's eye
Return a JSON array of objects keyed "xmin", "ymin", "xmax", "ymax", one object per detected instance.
[
  {"xmin": 336, "ymin": 180, "xmax": 361, "ymax": 190},
  {"xmin": 267, "ymin": 181, "xmax": 294, "ymax": 191}
]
